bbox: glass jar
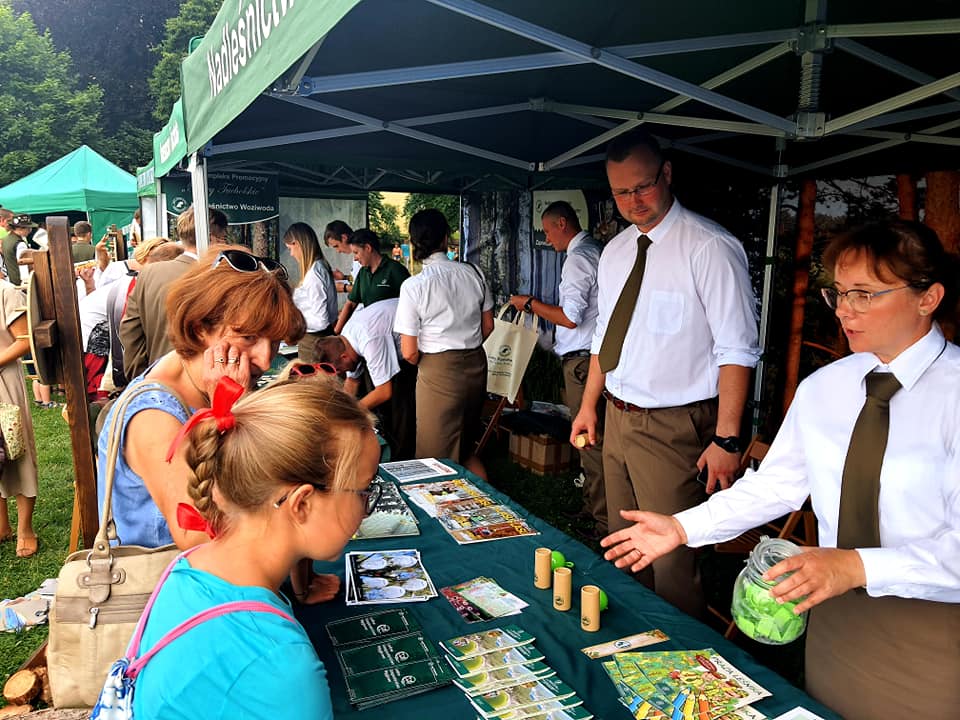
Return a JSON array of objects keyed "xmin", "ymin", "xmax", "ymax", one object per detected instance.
[{"xmin": 730, "ymin": 536, "xmax": 808, "ymax": 645}]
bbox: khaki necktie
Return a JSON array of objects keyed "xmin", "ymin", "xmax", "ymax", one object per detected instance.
[
  {"xmin": 836, "ymin": 370, "xmax": 902, "ymax": 549},
  {"xmin": 598, "ymin": 234, "xmax": 652, "ymax": 373}
]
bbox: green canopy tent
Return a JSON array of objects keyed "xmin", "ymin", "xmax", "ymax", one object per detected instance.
[{"xmin": 0, "ymin": 145, "xmax": 138, "ymax": 239}]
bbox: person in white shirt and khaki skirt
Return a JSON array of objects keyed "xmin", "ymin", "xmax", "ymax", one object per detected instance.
[
  {"xmin": 600, "ymin": 219, "xmax": 960, "ymax": 720},
  {"xmin": 395, "ymin": 209, "xmax": 494, "ymax": 478}
]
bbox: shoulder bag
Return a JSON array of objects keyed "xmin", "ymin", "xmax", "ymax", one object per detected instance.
[{"xmin": 48, "ymin": 380, "xmax": 189, "ymax": 708}]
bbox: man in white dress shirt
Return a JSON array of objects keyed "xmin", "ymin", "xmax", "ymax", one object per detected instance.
[
  {"xmin": 313, "ymin": 298, "xmax": 416, "ymax": 459},
  {"xmin": 571, "ymin": 129, "xmax": 760, "ymax": 617},
  {"xmin": 509, "ymin": 201, "xmax": 606, "ymax": 537}
]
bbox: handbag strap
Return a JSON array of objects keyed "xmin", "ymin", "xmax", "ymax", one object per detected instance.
[
  {"xmin": 124, "ymin": 547, "xmax": 293, "ymax": 677},
  {"xmin": 126, "ymin": 600, "xmax": 295, "ymax": 678},
  {"xmin": 91, "ymin": 378, "xmax": 191, "ymax": 558}
]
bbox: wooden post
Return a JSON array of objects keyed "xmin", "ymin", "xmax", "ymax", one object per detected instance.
[
  {"xmin": 46, "ymin": 217, "xmax": 98, "ymax": 548},
  {"xmin": 924, "ymin": 170, "xmax": 960, "ymax": 254},
  {"xmin": 782, "ymin": 179, "xmax": 817, "ymax": 415},
  {"xmin": 896, "ymin": 174, "xmax": 917, "ymax": 221}
]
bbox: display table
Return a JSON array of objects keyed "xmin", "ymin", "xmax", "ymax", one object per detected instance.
[{"xmin": 296, "ymin": 462, "xmax": 840, "ymax": 719}]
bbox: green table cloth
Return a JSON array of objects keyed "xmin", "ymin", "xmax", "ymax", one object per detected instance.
[{"xmin": 297, "ymin": 462, "xmax": 840, "ymax": 719}]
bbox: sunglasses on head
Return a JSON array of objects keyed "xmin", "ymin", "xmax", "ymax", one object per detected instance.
[
  {"xmin": 290, "ymin": 362, "xmax": 338, "ymax": 378},
  {"xmin": 213, "ymin": 249, "xmax": 288, "ymax": 281}
]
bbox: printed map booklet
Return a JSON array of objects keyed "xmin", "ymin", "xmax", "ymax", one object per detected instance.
[
  {"xmin": 441, "ymin": 576, "xmax": 529, "ymax": 623},
  {"xmin": 379, "ymin": 458, "xmax": 458, "ymax": 483},
  {"xmin": 344, "ymin": 549, "xmax": 438, "ymax": 605},
  {"xmin": 438, "ymin": 503, "xmax": 540, "ymax": 545},
  {"xmin": 603, "ymin": 648, "xmax": 771, "ymax": 720},
  {"xmin": 401, "ymin": 478, "xmax": 489, "ymax": 517},
  {"xmin": 353, "ymin": 479, "xmax": 420, "ymax": 539}
]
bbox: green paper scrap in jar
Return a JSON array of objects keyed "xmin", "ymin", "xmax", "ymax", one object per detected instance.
[
  {"xmin": 550, "ymin": 551, "xmax": 575, "ymax": 571},
  {"xmin": 730, "ymin": 536, "xmax": 808, "ymax": 645}
]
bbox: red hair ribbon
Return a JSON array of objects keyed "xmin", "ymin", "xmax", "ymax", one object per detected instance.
[
  {"xmin": 164, "ymin": 376, "xmax": 245, "ymax": 463},
  {"xmin": 176, "ymin": 502, "xmax": 217, "ymax": 539}
]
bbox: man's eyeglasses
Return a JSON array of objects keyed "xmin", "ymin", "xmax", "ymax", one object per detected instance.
[
  {"xmin": 820, "ymin": 285, "xmax": 912, "ymax": 313},
  {"xmin": 611, "ymin": 161, "xmax": 665, "ymax": 200},
  {"xmin": 214, "ymin": 249, "xmax": 288, "ymax": 281},
  {"xmin": 273, "ymin": 480, "xmax": 382, "ymax": 516},
  {"xmin": 290, "ymin": 362, "xmax": 338, "ymax": 378}
]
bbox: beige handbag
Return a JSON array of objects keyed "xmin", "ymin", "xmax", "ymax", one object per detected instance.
[
  {"xmin": 48, "ymin": 381, "xmax": 188, "ymax": 708},
  {"xmin": 0, "ymin": 401, "xmax": 25, "ymax": 460},
  {"xmin": 483, "ymin": 303, "xmax": 540, "ymax": 403}
]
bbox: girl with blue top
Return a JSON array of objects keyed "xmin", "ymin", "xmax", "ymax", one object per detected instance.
[{"xmin": 131, "ymin": 375, "xmax": 380, "ymax": 719}]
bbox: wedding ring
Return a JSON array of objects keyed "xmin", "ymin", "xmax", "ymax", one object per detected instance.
[
  {"xmin": 227, "ymin": 357, "xmax": 240, "ymax": 364},
  {"xmin": 215, "ymin": 357, "xmax": 226, "ymax": 364}
]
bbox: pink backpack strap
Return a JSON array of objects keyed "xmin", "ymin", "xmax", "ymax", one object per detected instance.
[
  {"xmin": 124, "ymin": 545, "xmax": 202, "ymax": 660},
  {"xmin": 126, "ymin": 600, "xmax": 294, "ymax": 679}
]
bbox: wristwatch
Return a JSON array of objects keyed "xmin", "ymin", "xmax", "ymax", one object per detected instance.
[
  {"xmin": 711, "ymin": 435, "xmax": 742, "ymax": 453},
  {"xmin": 523, "ymin": 297, "xmax": 534, "ymax": 313}
]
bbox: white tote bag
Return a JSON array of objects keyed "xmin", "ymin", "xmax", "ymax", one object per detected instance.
[{"xmin": 483, "ymin": 303, "xmax": 539, "ymax": 403}]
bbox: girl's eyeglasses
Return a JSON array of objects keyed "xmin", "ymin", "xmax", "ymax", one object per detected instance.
[
  {"xmin": 273, "ymin": 481, "xmax": 382, "ymax": 516},
  {"xmin": 213, "ymin": 249, "xmax": 288, "ymax": 281},
  {"xmin": 290, "ymin": 362, "xmax": 338, "ymax": 378}
]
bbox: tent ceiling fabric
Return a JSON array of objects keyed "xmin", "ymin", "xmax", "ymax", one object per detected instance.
[{"xmin": 199, "ymin": 0, "xmax": 960, "ymax": 192}]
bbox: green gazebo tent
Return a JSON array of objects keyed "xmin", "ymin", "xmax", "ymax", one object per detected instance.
[{"xmin": 0, "ymin": 145, "xmax": 138, "ymax": 238}]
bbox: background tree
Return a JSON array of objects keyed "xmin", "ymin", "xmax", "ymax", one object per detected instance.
[
  {"xmin": 149, "ymin": 0, "xmax": 220, "ymax": 125},
  {"xmin": 12, "ymin": 0, "xmax": 181, "ymax": 170},
  {"xmin": 403, "ymin": 193, "xmax": 461, "ymax": 236},
  {"xmin": 368, "ymin": 192, "xmax": 403, "ymax": 244},
  {"xmin": 0, "ymin": 4, "xmax": 104, "ymax": 185}
]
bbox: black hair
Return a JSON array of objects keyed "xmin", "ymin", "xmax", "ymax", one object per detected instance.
[
  {"xmin": 408, "ymin": 209, "xmax": 449, "ymax": 261},
  {"xmin": 541, "ymin": 201, "xmax": 582, "ymax": 230},
  {"xmin": 348, "ymin": 228, "xmax": 380, "ymax": 252},
  {"xmin": 324, "ymin": 220, "xmax": 353, "ymax": 242}
]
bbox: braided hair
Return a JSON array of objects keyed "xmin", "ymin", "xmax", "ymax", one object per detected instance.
[{"xmin": 183, "ymin": 376, "xmax": 375, "ymax": 536}]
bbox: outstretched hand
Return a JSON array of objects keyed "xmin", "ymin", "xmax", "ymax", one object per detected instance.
[
  {"xmin": 765, "ymin": 547, "xmax": 866, "ymax": 614},
  {"xmin": 599, "ymin": 510, "xmax": 688, "ymax": 573}
]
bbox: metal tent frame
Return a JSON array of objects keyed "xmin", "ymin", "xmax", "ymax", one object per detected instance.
[{"xmin": 176, "ymin": 0, "xmax": 960, "ymax": 425}]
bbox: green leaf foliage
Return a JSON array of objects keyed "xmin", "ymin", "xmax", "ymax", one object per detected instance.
[
  {"xmin": 0, "ymin": 4, "xmax": 104, "ymax": 186},
  {"xmin": 404, "ymin": 193, "xmax": 461, "ymax": 236},
  {"xmin": 368, "ymin": 192, "xmax": 403, "ymax": 244},
  {"xmin": 149, "ymin": 0, "xmax": 220, "ymax": 125}
]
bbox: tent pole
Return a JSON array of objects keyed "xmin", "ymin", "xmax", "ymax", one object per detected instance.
[
  {"xmin": 752, "ymin": 179, "xmax": 782, "ymax": 436},
  {"xmin": 189, "ymin": 152, "xmax": 211, "ymax": 253}
]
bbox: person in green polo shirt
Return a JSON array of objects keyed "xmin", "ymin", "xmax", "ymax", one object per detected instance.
[{"xmin": 333, "ymin": 229, "xmax": 409, "ymax": 333}]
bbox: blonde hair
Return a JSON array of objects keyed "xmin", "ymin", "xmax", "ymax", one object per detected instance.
[
  {"xmin": 185, "ymin": 376, "xmax": 376, "ymax": 535},
  {"xmin": 284, "ymin": 222, "xmax": 333, "ymax": 288},
  {"xmin": 133, "ymin": 236, "xmax": 172, "ymax": 264}
]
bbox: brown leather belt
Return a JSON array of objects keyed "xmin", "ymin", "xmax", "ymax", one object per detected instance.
[{"xmin": 602, "ymin": 389, "xmax": 645, "ymax": 413}]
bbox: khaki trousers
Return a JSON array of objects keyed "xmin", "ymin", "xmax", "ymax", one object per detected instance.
[
  {"xmin": 806, "ymin": 590, "xmax": 960, "ymax": 719},
  {"xmin": 562, "ymin": 355, "xmax": 607, "ymax": 533},
  {"xmin": 603, "ymin": 397, "xmax": 716, "ymax": 618},
  {"xmin": 415, "ymin": 348, "xmax": 486, "ymax": 463}
]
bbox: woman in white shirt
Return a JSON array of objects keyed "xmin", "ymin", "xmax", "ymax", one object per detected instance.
[
  {"xmin": 600, "ymin": 219, "xmax": 959, "ymax": 719},
  {"xmin": 284, "ymin": 223, "xmax": 338, "ymax": 363},
  {"xmin": 394, "ymin": 209, "xmax": 494, "ymax": 478}
]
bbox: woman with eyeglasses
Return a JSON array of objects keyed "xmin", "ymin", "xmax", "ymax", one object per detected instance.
[
  {"xmin": 395, "ymin": 209, "xmax": 494, "ymax": 478},
  {"xmin": 283, "ymin": 223, "xmax": 338, "ymax": 363},
  {"xmin": 96, "ymin": 248, "xmax": 306, "ymax": 551},
  {"xmin": 128, "ymin": 375, "xmax": 378, "ymax": 720},
  {"xmin": 599, "ymin": 220, "xmax": 960, "ymax": 719}
]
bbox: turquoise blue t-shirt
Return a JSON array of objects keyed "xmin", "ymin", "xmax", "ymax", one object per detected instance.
[{"xmin": 132, "ymin": 558, "xmax": 333, "ymax": 720}]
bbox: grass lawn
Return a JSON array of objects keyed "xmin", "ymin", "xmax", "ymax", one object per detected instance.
[{"xmin": 1, "ymin": 400, "xmax": 75, "ymax": 684}]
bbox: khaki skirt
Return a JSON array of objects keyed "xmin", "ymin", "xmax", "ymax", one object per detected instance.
[
  {"xmin": 805, "ymin": 589, "xmax": 960, "ymax": 719},
  {"xmin": 415, "ymin": 347, "xmax": 486, "ymax": 463}
]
